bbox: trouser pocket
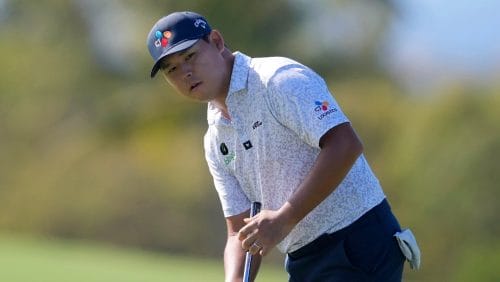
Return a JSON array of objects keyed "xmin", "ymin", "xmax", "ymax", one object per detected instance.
[
  {"xmin": 287, "ymin": 240, "xmax": 365, "ymax": 282},
  {"xmin": 342, "ymin": 208, "xmax": 401, "ymax": 274},
  {"xmin": 343, "ymin": 223, "xmax": 388, "ymax": 272}
]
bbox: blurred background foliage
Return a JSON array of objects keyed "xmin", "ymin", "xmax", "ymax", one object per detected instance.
[{"xmin": 0, "ymin": 0, "xmax": 498, "ymax": 281}]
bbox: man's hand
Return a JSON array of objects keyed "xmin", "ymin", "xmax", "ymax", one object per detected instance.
[
  {"xmin": 225, "ymin": 211, "xmax": 262, "ymax": 282},
  {"xmin": 238, "ymin": 208, "xmax": 296, "ymax": 256}
]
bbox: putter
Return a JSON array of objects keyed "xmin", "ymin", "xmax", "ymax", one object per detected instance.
[{"xmin": 243, "ymin": 201, "xmax": 262, "ymax": 282}]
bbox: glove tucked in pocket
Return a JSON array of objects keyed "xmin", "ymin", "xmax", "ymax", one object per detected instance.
[{"xmin": 394, "ymin": 228, "xmax": 421, "ymax": 270}]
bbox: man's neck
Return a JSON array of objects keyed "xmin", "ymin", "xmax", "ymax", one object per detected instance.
[
  {"xmin": 210, "ymin": 100, "xmax": 231, "ymax": 120},
  {"xmin": 212, "ymin": 49, "xmax": 235, "ymax": 120}
]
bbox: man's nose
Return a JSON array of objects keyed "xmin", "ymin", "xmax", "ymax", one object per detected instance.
[{"xmin": 181, "ymin": 63, "xmax": 193, "ymax": 79}]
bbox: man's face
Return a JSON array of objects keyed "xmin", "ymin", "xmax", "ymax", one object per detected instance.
[{"xmin": 159, "ymin": 35, "xmax": 229, "ymax": 102}]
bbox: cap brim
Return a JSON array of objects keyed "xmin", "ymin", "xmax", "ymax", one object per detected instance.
[{"xmin": 150, "ymin": 39, "xmax": 199, "ymax": 78}]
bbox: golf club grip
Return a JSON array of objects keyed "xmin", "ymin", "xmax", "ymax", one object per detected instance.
[
  {"xmin": 243, "ymin": 201, "xmax": 262, "ymax": 282},
  {"xmin": 250, "ymin": 201, "xmax": 261, "ymax": 217}
]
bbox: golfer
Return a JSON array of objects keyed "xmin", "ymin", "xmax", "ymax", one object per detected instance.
[{"xmin": 147, "ymin": 11, "xmax": 417, "ymax": 282}]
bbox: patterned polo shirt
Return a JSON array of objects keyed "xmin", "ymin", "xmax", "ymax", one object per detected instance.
[{"xmin": 204, "ymin": 52, "xmax": 385, "ymax": 253}]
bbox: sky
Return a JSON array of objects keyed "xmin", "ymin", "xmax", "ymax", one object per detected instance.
[{"xmin": 383, "ymin": 0, "xmax": 500, "ymax": 90}]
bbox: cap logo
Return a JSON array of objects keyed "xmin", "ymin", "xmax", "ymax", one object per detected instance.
[
  {"xmin": 194, "ymin": 19, "xmax": 207, "ymax": 29},
  {"xmin": 154, "ymin": 30, "xmax": 172, "ymax": 48}
]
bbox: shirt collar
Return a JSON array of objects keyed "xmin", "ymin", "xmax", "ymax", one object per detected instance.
[
  {"xmin": 227, "ymin": 51, "xmax": 251, "ymax": 95},
  {"xmin": 207, "ymin": 51, "xmax": 251, "ymax": 125}
]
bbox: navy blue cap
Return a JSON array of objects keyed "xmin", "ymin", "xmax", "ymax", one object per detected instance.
[{"xmin": 147, "ymin": 11, "xmax": 212, "ymax": 78}]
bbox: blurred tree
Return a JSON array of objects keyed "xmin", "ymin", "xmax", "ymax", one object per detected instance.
[{"xmin": 282, "ymin": 0, "xmax": 398, "ymax": 78}]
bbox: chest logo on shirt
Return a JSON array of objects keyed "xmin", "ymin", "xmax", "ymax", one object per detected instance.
[
  {"xmin": 243, "ymin": 140, "xmax": 253, "ymax": 150},
  {"xmin": 252, "ymin": 121, "xmax": 262, "ymax": 130},
  {"xmin": 220, "ymin": 143, "xmax": 229, "ymax": 155},
  {"xmin": 220, "ymin": 143, "xmax": 236, "ymax": 165},
  {"xmin": 314, "ymin": 100, "xmax": 337, "ymax": 120}
]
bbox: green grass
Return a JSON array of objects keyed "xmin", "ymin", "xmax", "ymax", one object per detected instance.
[{"xmin": 0, "ymin": 233, "xmax": 288, "ymax": 282}]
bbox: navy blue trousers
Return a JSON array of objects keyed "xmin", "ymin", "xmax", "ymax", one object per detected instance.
[{"xmin": 285, "ymin": 199, "xmax": 405, "ymax": 282}]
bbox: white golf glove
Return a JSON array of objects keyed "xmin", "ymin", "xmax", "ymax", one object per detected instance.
[{"xmin": 394, "ymin": 228, "xmax": 421, "ymax": 270}]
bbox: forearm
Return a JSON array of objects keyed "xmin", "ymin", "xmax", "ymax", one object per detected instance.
[
  {"xmin": 225, "ymin": 234, "xmax": 262, "ymax": 282},
  {"xmin": 280, "ymin": 123, "xmax": 363, "ymax": 225}
]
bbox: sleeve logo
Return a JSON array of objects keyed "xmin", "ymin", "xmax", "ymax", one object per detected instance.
[
  {"xmin": 314, "ymin": 100, "xmax": 337, "ymax": 120},
  {"xmin": 314, "ymin": 101, "xmax": 329, "ymax": 112}
]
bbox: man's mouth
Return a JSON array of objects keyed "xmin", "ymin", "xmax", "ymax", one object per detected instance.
[{"xmin": 190, "ymin": 82, "xmax": 202, "ymax": 92}]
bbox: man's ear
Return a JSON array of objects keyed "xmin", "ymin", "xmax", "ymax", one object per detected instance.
[{"xmin": 209, "ymin": 30, "xmax": 225, "ymax": 52}]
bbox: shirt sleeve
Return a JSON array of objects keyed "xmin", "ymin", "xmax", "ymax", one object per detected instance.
[
  {"xmin": 266, "ymin": 65, "xmax": 349, "ymax": 148},
  {"xmin": 204, "ymin": 130, "xmax": 250, "ymax": 217}
]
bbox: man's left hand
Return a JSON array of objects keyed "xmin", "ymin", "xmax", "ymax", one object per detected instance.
[{"xmin": 238, "ymin": 207, "xmax": 296, "ymax": 256}]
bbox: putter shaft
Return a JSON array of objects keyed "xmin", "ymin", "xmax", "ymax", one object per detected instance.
[{"xmin": 242, "ymin": 202, "xmax": 262, "ymax": 282}]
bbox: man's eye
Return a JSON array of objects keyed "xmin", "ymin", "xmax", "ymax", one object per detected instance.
[
  {"xmin": 167, "ymin": 66, "xmax": 176, "ymax": 74},
  {"xmin": 186, "ymin": 52, "xmax": 195, "ymax": 61}
]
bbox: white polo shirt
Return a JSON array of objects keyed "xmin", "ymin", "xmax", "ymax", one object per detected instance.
[{"xmin": 204, "ymin": 52, "xmax": 385, "ymax": 253}]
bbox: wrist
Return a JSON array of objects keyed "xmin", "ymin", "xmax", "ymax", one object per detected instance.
[{"xmin": 278, "ymin": 202, "xmax": 302, "ymax": 229}]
